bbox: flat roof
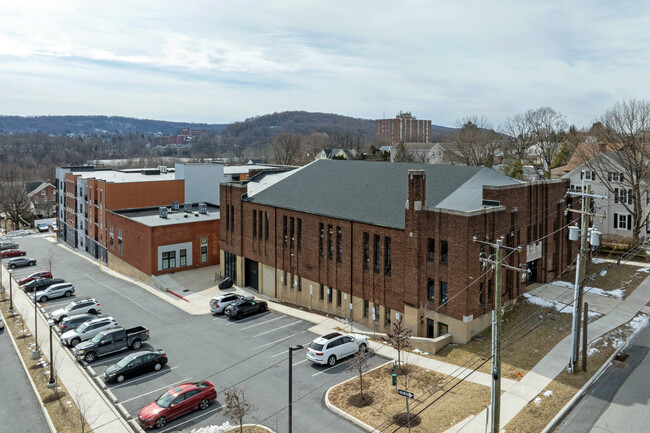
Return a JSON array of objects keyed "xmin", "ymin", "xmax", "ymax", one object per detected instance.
[
  {"xmin": 68, "ymin": 168, "xmax": 177, "ymax": 183},
  {"xmin": 112, "ymin": 203, "xmax": 220, "ymax": 227}
]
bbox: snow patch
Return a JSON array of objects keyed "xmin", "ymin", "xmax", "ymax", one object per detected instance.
[
  {"xmin": 550, "ymin": 281, "xmax": 626, "ymax": 299},
  {"xmin": 543, "ymin": 390, "xmax": 553, "ymax": 397},
  {"xmin": 523, "ymin": 294, "xmax": 572, "ymax": 314},
  {"xmin": 628, "ymin": 314, "xmax": 649, "ymax": 332},
  {"xmin": 592, "ymin": 258, "xmax": 606, "ymax": 264},
  {"xmin": 534, "ymin": 397, "xmax": 542, "ymax": 405},
  {"xmin": 413, "ymin": 348, "xmax": 430, "ymax": 355},
  {"xmin": 191, "ymin": 422, "xmax": 234, "ymax": 433},
  {"xmin": 636, "ymin": 267, "xmax": 650, "ymax": 273}
]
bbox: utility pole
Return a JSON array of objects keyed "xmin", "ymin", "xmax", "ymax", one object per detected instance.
[
  {"xmin": 567, "ymin": 179, "xmax": 606, "ymax": 373},
  {"xmin": 475, "ymin": 237, "xmax": 527, "ymax": 433}
]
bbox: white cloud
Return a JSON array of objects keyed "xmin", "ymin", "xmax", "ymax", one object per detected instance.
[{"xmin": 1, "ymin": 1, "xmax": 650, "ymax": 125}]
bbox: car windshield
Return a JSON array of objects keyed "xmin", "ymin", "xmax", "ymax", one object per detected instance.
[
  {"xmin": 309, "ymin": 342, "xmax": 324, "ymax": 351},
  {"xmin": 116, "ymin": 355, "xmax": 135, "ymax": 369},
  {"xmin": 91, "ymin": 333, "xmax": 104, "ymax": 344},
  {"xmin": 76, "ymin": 322, "xmax": 90, "ymax": 333},
  {"xmin": 155, "ymin": 390, "xmax": 176, "ymax": 408}
]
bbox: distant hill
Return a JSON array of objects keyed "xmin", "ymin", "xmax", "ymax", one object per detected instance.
[{"xmin": 0, "ymin": 115, "xmax": 226, "ymax": 135}]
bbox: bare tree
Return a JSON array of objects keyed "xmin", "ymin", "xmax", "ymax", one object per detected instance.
[
  {"xmin": 43, "ymin": 246, "xmax": 56, "ymax": 273},
  {"xmin": 0, "ymin": 167, "xmax": 30, "ymax": 230},
  {"xmin": 382, "ymin": 316, "xmax": 412, "ymax": 372},
  {"xmin": 502, "ymin": 113, "xmax": 535, "ymax": 162},
  {"xmin": 526, "ymin": 107, "xmax": 568, "ymax": 177},
  {"xmin": 345, "ymin": 347, "xmax": 371, "ymax": 397},
  {"xmin": 393, "ymin": 142, "xmax": 414, "ymax": 163},
  {"xmin": 70, "ymin": 385, "xmax": 94, "ymax": 433},
  {"xmin": 449, "ymin": 116, "xmax": 502, "ymax": 167},
  {"xmin": 221, "ymin": 386, "xmax": 256, "ymax": 433},
  {"xmin": 272, "ymin": 133, "xmax": 302, "ymax": 165},
  {"xmin": 579, "ymin": 99, "xmax": 650, "ymax": 243}
]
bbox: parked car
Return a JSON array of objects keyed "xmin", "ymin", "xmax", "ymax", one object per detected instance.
[
  {"xmin": 209, "ymin": 293, "xmax": 245, "ymax": 314},
  {"xmin": 23, "ymin": 278, "xmax": 64, "ymax": 293},
  {"xmin": 32, "ymin": 282, "xmax": 74, "ymax": 302},
  {"xmin": 0, "ymin": 315, "xmax": 4, "ymax": 330},
  {"xmin": 138, "ymin": 381, "xmax": 216, "ymax": 429},
  {"xmin": 51, "ymin": 298, "xmax": 101, "ymax": 323},
  {"xmin": 8, "ymin": 257, "xmax": 37, "ymax": 269},
  {"xmin": 18, "ymin": 271, "xmax": 53, "ymax": 286},
  {"xmin": 36, "ymin": 223, "xmax": 49, "ymax": 232},
  {"xmin": 1, "ymin": 249, "xmax": 26, "ymax": 258},
  {"xmin": 224, "ymin": 298, "xmax": 268, "ymax": 319},
  {"xmin": 73, "ymin": 326, "xmax": 150, "ymax": 363},
  {"xmin": 0, "ymin": 242, "xmax": 19, "ymax": 251},
  {"xmin": 60, "ymin": 316, "xmax": 118, "ymax": 347},
  {"xmin": 58, "ymin": 313, "xmax": 106, "ymax": 334},
  {"xmin": 306, "ymin": 332, "xmax": 368, "ymax": 366},
  {"xmin": 49, "ymin": 222, "xmax": 58, "ymax": 232},
  {"xmin": 104, "ymin": 350, "xmax": 168, "ymax": 383}
]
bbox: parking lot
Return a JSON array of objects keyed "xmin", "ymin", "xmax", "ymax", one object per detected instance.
[{"xmin": 7, "ymin": 234, "xmax": 383, "ymax": 432}]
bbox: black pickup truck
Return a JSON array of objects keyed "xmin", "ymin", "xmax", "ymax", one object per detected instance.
[{"xmin": 73, "ymin": 326, "xmax": 150, "ymax": 363}]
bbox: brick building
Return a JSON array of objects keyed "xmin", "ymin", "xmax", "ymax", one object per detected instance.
[
  {"xmin": 220, "ymin": 160, "xmax": 573, "ymax": 343},
  {"xmin": 376, "ymin": 111, "xmax": 432, "ymax": 145},
  {"xmin": 106, "ymin": 203, "xmax": 220, "ymax": 281}
]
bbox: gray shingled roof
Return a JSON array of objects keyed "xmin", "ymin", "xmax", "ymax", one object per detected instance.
[{"xmin": 245, "ymin": 160, "xmax": 521, "ymax": 229}]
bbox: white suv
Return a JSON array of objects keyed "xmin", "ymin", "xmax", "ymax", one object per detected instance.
[
  {"xmin": 60, "ymin": 316, "xmax": 118, "ymax": 347},
  {"xmin": 51, "ymin": 298, "xmax": 101, "ymax": 323},
  {"xmin": 210, "ymin": 293, "xmax": 245, "ymax": 314},
  {"xmin": 306, "ymin": 332, "xmax": 368, "ymax": 366}
]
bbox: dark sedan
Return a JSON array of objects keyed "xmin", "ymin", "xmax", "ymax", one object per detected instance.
[
  {"xmin": 104, "ymin": 350, "xmax": 168, "ymax": 383},
  {"xmin": 23, "ymin": 278, "xmax": 65, "ymax": 293},
  {"xmin": 224, "ymin": 298, "xmax": 268, "ymax": 319}
]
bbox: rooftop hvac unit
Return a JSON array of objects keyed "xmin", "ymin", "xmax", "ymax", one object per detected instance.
[
  {"xmin": 172, "ymin": 201, "xmax": 179, "ymax": 211},
  {"xmin": 184, "ymin": 203, "xmax": 192, "ymax": 213},
  {"xmin": 199, "ymin": 203, "xmax": 207, "ymax": 214},
  {"xmin": 159, "ymin": 206, "xmax": 168, "ymax": 218},
  {"xmin": 158, "ymin": 165, "xmax": 168, "ymax": 173}
]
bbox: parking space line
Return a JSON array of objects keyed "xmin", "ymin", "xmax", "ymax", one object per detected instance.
[
  {"xmin": 253, "ymin": 332, "xmax": 303, "ymax": 350},
  {"xmin": 120, "ymin": 376, "xmax": 193, "ymax": 404},
  {"xmin": 158, "ymin": 406, "xmax": 220, "ymax": 433},
  {"xmin": 85, "ymin": 275, "xmax": 160, "ymax": 319},
  {"xmin": 241, "ymin": 316, "xmax": 282, "ymax": 330},
  {"xmin": 253, "ymin": 320, "xmax": 302, "ymax": 337},
  {"xmin": 293, "ymin": 359, "xmax": 308, "ymax": 367},
  {"xmin": 270, "ymin": 350, "xmax": 287, "ymax": 358},
  {"xmin": 311, "ymin": 365, "xmax": 339, "ymax": 377},
  {"xmin": 110, "ymin": 366, "xmax": 179, "ymax": 389}
]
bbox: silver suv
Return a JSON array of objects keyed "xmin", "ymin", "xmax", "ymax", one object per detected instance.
[
  {"xmin": 51, "ymin": 298, "xmax": 101, "ymax": 323},
  {"xmin": 60, "ymin": 316, "xmax": 118, "ymax": 347},
  {"xmin": 32, "ymin": 283, "xmax": 74, "ymax": 302}
]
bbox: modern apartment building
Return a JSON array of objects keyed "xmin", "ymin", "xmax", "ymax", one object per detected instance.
[
  {"xmin": 376, "ymin": 111, "xmax": 432, "ymax": 145},
  {"xmin": 220, "ymin": 160, "xmax": 573, "ymax": 344}
]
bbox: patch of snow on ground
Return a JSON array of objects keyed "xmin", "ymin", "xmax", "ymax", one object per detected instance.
[
  {"xmin": 550, "ymin": 281, "xmax": 574, "ymax": 289},
  {"xmin": 586, "ymin": 287, "xmax": 626, "ymax": 299},
  {"xmin": 413, "ymin": 348, "xmax": 430, "ymax": 355},
  {"xmin": 600, "ymin": 270, "xmax": 607, "ymax": 276},
  {"xmin": 543, "ymin": 390, "xmax": 553, "ymax": 397},
  {"xmin": 191, "ymin": 422, "xmax": 233, "ymax": 433},
  {"xmin": 534, "ymin": 397, "xmax": 542, "ymax": 404},
  {"xmin": 334, "ymin": 316, "xmax": 350, "ymax": 325},
  {"xmin": 636, "ymin": 267, "xmax": 650, "ymax": 273},
  {"xmin": 628, "ymin": 314, "xmax": 649, "ymax": 332},
  {"xmin": 523, "ymin": 294, "xmax": 572, "ymax": 314},
  {"xmin": 592, "ymin": 258, "xmax": 607, "ymax": 264}
]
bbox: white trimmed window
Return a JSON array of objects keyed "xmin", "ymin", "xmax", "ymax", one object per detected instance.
[{"xmin": 613, "ymin": 213, "xmax": 632, "ymax": 230}]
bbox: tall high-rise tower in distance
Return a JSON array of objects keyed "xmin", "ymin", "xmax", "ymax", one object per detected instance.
[{"xmin": 375, "ymin": 111, "xmax": 432, "ymax": 145}]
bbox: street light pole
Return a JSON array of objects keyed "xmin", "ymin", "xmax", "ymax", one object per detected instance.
[
  {"xmin": 288, "ymin": 344, "xmax": 303, "ymax": 433},
  {"xmin": 8, "ymin": 269, "xmax": 14, "ymax": 314},
  {"xmin": 33, "ymin": 287, "xmax": 40, "ymax": 359},
  {"xmin": 47, "ymin": 319, "xmax": 56, "ymax": 388}
]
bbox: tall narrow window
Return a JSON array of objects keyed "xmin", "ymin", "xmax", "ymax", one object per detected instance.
[
  {"xmin": 319, "ymin": 223, "xmax": 324, "ymax": 256},
  {"xmin": 109, "ymin": 227, "xmax": 114, "ymax": 250},
  {"xmin": 374, "ymin": 234, "xmax": 380, "ymax": 273},
  {"xmin": 265, "ymin": 212, "xmax": 269, "ymax": 241},
  {"xmin": 230, "ymin": 205, "xmax": 234, "ymax": 232},
  {"xmin": 427, "ymin": 238, "xmax": 435, "ymax": 261},
  {"xmin": 373, "ymin": 303, "xmax": 380, "ymax": 322},
  {"xmin": 200, "ymin": 236, "xmax": 208, "ymax": 263},
  {"xmin": 290, "ymin": 217, "xmax": 295, "ymax": 249},
  {"xmin": 180, "ymin": 249, "xmax": 187, "ymax": 266},
  {"xmin": 363, "ymin": 300, "xmax": 369, "ymax": 318},
  {"xmin": 427, "ymin": 279, "xmax": 435, "ymax": 300},
  {"xmin": 328, "ymin": 225, "xmax": 333, "ymax": 260},
  {"xmin": 363, "ymin": 232, "xmax": 370, "ymax": 269},
  {"xmin": 385, "ymin": 307, "xmax": 391, "ymax": 326},
  {"xmin": 440, "ymin": 240, "xmax": 448, "ymax": 263},
  {"xmin": 298, "ymin": 276, "xmax": 302, "ymax": 292},
  {"xmin": 336, "ymin": 289, "xmax": 341, "ymax": 307},
  {"xmin": 297, "ymin": 219, "xmax": 302, "ymax": 250},
  {"xmin": 440, "ymin": 281, "xmax": 448, "ymax": 304},
  {"xmin": 283, "ymin": 216, "xmax": 288, "ymax": 247},
  {"xmin": 118, "ymin": 230, "xmax": 122, "ymax": 255},
  {"xmin": 258, "ymin": 210, "xmax": 263, "ymax": 239},
  {"xmin": 327, "ymin": 286, "xmax": 332, "ymax": 303},
  {"xmin": 385, "ymin": 237, "xmax": 392, "ymax": 275},
  {"xmin": 319, "ymin": 284, "xmax": 324, "ymax": 300},
  {"xmin": 252, "ymin": 210, "xmax": 257, "ymax": 238},
  {"xmin": 336, "ymin": 226, "xmax": 342, "ymax": 262},
  {"xmin": 225, "ymin": 205, "xmax": 230, "ymax": 232}
]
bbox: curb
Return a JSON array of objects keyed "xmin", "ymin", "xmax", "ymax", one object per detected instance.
[
  {"xmin": 324, "ymin": 361, "xmax": 393, "ymax": 432},
  {"xmin": 128, "ymin": 419, "xmax": 146, "ymax": 433},
  {"xmin": 541, "ymin": 329, "xmax": 642, "ymax": 432},
  {"xmin": 1, "ymin": 310, "xmax": 57, "ymax": 433}
]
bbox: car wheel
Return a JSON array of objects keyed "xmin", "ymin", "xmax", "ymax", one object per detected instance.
[
  {"xmin": 154, "ymin": 362, "xmax": 162, "ymax": 371},
  {"xmin": 40, "ymin": 296, "xmax": 48, "ymax": 302},
  {"xmin": 199, "ymin": 398, "xmax": 210, "ymax": 410},
  {"xmin": 359, "ymin": 343, "xmax": 367, "ymax": 353},
  {"xmin": 116, "ymin": 374, "xmax": 125, "ymax": 383},
  {"xmin": 155, "ymin": 417, "xmax": 167, "ymax": 428},
  {"xmin": 327, "ymin": 355, "xmax": 337, "ymax": 366},
  {"xmin": 88, "ymin": 309, "xmax": 96, "ymax": 315},
  {"xmin": 9, "ymin": 264, "xmax": 15, "ymax": 269},
  {"xmin": 260, "ymin": 304, "xmax": 267, "ymax": 312},
  {"xmin": 58, "ymin": 316, "xmax": 67, "ymax": 322},
  {"xmin": 236, "ymin": 312, "xmax": 243, "ymax": 320},
  {"xmin": 85, "ymin": 352, "xmax": 97, "ymax": 363},
  {"xmin": 131, "ymin": 339, "xmax": 142, "ymax": 350},
  {"xmin": 64, "ymin": 291, "xmax": 71, "ymax": 297},
  {"xmin": 29, "ymin": 261, "xmax": 35, "ymax": 266},
  {"xmin": 21, "ymin": 252, "xmax": 25, "ymax": 256},
  {"xmin": 70, "ymin": 337, "xmax": 81, "ymax": 347}
]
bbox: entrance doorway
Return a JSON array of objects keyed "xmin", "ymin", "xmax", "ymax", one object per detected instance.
[
  {"xmin": 527, "ymin": 260, "xmax": 538, "ymax": 285},
  {"xmin": 244, "ymin": 258, "xmax": 259, "ymax": 291}
]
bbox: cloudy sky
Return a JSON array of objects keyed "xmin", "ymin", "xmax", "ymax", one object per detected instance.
[{"xmin": 1, "ymin": 1, "xmax": 649, "ymax": 128}]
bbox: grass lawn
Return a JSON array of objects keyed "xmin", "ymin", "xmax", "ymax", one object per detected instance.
[
  {"xmin": 0, "ymin": 296, "xmax": 92, "ymax": 433},
  {"xmin": 555, "ymin": 262, "xmax": 648, "ymax": 299},
  {"xmin": 329, "ymin": 363, "xmax": 490, "ymax": 433}
]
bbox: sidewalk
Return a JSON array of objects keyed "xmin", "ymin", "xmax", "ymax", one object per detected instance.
[
  {"xmin": 1, "ymin": 267, "xmax": 131, "ymax": 433},
  {"xmin": 443, "ymin": 275, "xmax": 650, "ymax": 433}
]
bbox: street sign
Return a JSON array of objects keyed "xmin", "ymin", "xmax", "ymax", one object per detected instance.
[{"xmin": 398, "ymin": 389, "xmax": 414, "ymax": 399}]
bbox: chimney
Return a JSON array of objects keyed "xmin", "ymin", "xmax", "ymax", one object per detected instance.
[{"xmin": 407, "ymin": 169, "xmax": 426, "ymax": 211}]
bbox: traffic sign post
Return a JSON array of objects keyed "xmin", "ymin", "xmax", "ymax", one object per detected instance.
[{"xmin": 398, "ymin": 389, "xmax": 414, "ymax": 432}]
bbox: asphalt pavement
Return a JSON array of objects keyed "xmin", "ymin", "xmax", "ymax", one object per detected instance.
[
  {"xmin": 13, "ymin": 234, "xmax": 384, "ymax": 433},
  {"xmin": 555, "ymin": 321, "xmax": 650, "ymax": 433},
  {"xmin": 0, "ymin": 312, "xmax": 51, "ymax": 433}
]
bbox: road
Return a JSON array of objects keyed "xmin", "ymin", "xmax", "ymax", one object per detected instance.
[
  {"xmin": 556, "ymin": 319, "xmax": 650, "ymax": 433},
  {"xmin": 0, "ymin": 311, "xmax": 51, "ymax": 433},
  {"xmin": 11, "ymin": 234, "xmax": 383, "ymax": 433}
]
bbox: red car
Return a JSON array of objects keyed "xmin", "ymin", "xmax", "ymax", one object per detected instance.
[
  {"xmin": 18, "ymin": 271, "xmax": 53, "ymax": 286},
  {"xmin": 1, "ymin": 249, "xmax": 26, "ymax": 258},
  {"xmin": 138, "ymin": 381, "xmax": 216, "ymax": 429}
]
